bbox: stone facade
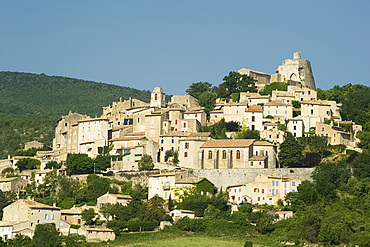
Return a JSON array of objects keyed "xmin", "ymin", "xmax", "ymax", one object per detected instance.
[{"xmin": 271, "ymin": 52, "xmax": 316, "ymax": 90}]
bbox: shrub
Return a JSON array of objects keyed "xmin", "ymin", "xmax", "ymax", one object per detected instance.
[{"xmin": 244, "ymin": 241, "xmax": 253, "ymax": 247}]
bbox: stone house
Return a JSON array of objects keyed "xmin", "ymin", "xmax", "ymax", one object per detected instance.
[
  {"xmin": 227, "ymin": 174, "xmax": 300, "ymax": 206},
  {"xmin": 78, "ymin": 227, "xmax": 115, "ymax": 242},
  {"xmin": 1, "ymin": 199, "xmax": 63, "ymax": 238},
  {"xmin": 0, "ymin": 177, "xmax": 27, "ymax": 193},
  {"xmin": 97, "ymin": 192, "xmax": 132, "ymax": 207},
  {"xmin": 286, "ymin": 118, "xmax": 305, "ymax": 137},
  {"xmin": 109, "ymin": 136, "xmax": 158, "ymax": 171},
  {"xmin": 170, "ymin": 209, "xmax": 195, "ymax": 222},
  {"xmin": 238, "ymin": 68, "xmax": 272, "ymax": 92},
  {"xmin": 24, "ymin": 141, "xmax": 44, "ymax": 150},
  {"xmin": 148, "ymin": 171, "xmax": 197, "ymax": 200},
  {"xmin": 78, "ymin": 118, "xmax": 109, "ymax": 158},
  {"xmin": 275, "ymin": 211, "xmax": 293, "ymax": 221},
  {"xmin": 53, "ymin": 112, "xmax": 88, "ymax": 161},
  {"xmin": 315, "ymin": 122, "xmax": 352, "ymax": 146},
  {"xmin": 263, "ymin": 101, "xmax": 293, "ymax": 121},
  {"xmin": 239, "ymin": 92, "xmax": 270, "ymax": 105}
]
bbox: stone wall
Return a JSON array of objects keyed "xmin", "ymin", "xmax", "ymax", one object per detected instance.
[{"xmin": 193, "ymin": 168, "xmax": 315, "ymax": 189}]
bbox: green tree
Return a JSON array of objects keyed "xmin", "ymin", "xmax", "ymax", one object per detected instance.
[
  {"xmin": 312, "ymin": 161, "xmax": 351, "ymax": 200},
  {"xmin": 198, "ymin": 91, "xmax": 217, "ymax": 116},
  {"xmin": 216, "ymin": 71, "xmax": 256, "ymax": 98},
  {"xmin": 16, "ymin": 158, "xmax": 40, "ymax": 172},
  {"xmin": 94, "ymin": 155, "xmax": 111, "ymax": 172},
  {"xmin": 6, "ymin": 234, "xmax": 32, "ymax": 247},
  {"xmin": 278, "ymin": 132, "xmax": 304, "ymax": 167},
  {"xmin": 168, "ymin": 194, "xmax": 175, "ymax": 211},
  {"xmin": 351, "ymin": 151, "xmax": 370, "ymax": 179},
  {"xmin": 165, "ymin": 150, "xmax": 179, "ymax": 165},
  {"xmin": 82, "ymin": 208, "xmax": 96, "ymax": 225},
  {"xmin": 236, "ymin": 130, "xmax": 260, "ymax": 140},
  {"xmin": 86, "ymin": 174, "xmax": 110, "ymax": 203},
  {"xmin": 186, "ymin": 81, "xmax": 212, "ymax": 99},
  {"xmin": 259, "ymin": 82, "xmax": 288, "ymax": 95},
  {"xmin": 138, "ymin": 154, "xmax": 154, "ymax": 171},
  {"xmin": 31, "ymin": 223, "xmax": 61, "ymax": 247},
  {"xmin": 44, "ymin": 161, "xmax": 61, "ymax": 170},
  {"xmin": 65, "ymin": 153, "xmax": 93, "ymax": 175}
]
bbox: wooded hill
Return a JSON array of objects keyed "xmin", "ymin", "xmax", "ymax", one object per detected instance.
[{"xmin": 0, "ymin": 71, "xmax": 151, "ymax": 117}]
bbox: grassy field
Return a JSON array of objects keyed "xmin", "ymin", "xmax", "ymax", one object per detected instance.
[{"xmin": 92, "ymin": 232, "xmax": 284, "ymax": 247}]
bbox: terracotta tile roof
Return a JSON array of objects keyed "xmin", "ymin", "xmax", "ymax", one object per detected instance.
[
  {"xmin": 228, "ymin": 182, "xmax": 250, "ymax": 188},
  {"xmin": 110, "ymin": 136, "xmax": 144, "ymax": 142},
  {"xmin": 238, "ymin": 68, "xmax": 270, "ymax": 75},
  {"xmin": 176, "ymin": 177, "xmax": 203, "ymax": 184},
  {"xmin": 245, "ymin": 108, "xmax": 263, "ymax": 112},
  {"xmin": 253, "ymin": 141, "xmax": 275, "ymax": 146},
  {"xmin": 265, "ymin": 101, "xmax": 292, "ymax": 106},
  {"xmin": 249, "ymin": 156, "xmax": 268, "ymax": 161},
  {"xmin": 263, "ymin": 122, "xmax": 277, "ymax": 126},
  {"xmin": 20, "ymin": 199, "xmax": 60, "ymax": 210},
  {"xmin": 201, "ymin": 139, "xmax": 255, "ymax": 148},
  {"xmin": 107, "ymin": 193, "xmax": 132, "ymax": 199},
  {"xmin": 83, "ymin": 227, "xmax": 114, "ymax": 232},
  {"xmin": 301, "ymin": 100, "xmax": 331, "ymax": 106},
  {"xmin": 0, "ymin": 177, "xmax": 19, "ymax": 182}
]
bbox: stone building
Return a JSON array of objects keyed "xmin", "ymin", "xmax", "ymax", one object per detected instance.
[
  {"xmin": 238, "ymin": 68, "xmax": 272, "ymax": 91},
  {"xmin": 198, "ymin": 139, "xmax": 277, "ymax": 170},
  {"xmin": 270, "ymin": 52, "xmax": 316, "ymax": 90},
  {"xmin": 53, "ymin": 112, "xmax": 88, "ymax": 161}
]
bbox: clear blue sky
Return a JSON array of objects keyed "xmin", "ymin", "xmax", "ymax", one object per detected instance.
[{"xmin": 1, "ymin": 1, "xmax": 369, "ymax": 95}]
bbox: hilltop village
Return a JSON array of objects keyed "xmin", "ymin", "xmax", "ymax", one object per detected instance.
[{"xmin": 0, "ymin": 52, "xmax": 365, "ymax": 244}]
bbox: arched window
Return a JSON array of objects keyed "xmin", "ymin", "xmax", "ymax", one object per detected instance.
[
  {"xmin": 222, "ymin": 150, "xmax": 227, "ymax": 159},
  {"xmin": 208, "ymin": 150, "xmax": 212, "ymax": 159},
  {"xmin": 236, "ymin": 150, "xmax": 241, "ymax": 159}
]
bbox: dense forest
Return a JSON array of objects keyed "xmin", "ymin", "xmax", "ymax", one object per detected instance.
[
  {"xmin": 0, "ymin": 71, "xmax": 151, "ymax": 117},
  {"xmin": 0, "ymin": 113, "xmax": 57, "ymax": 159}
]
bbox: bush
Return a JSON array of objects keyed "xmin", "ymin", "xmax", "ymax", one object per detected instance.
[
  {"xmin": 175, "ymin": 217, "xmax": 205, "ymax": 232},
  {"xmin": 244, "ymin": 241, "xmax": 253, "ymax": 247},
  {"xmin": 304, "ymin": 153, "xmax": 322, "ymax": 167},
  {"xmin": 328, "ymin": 144, "xmax": 346, "ymax": 153}
]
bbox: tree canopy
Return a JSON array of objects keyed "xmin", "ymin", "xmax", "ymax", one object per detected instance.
[{"xmin": 278, "ymin": 132, "xmax": 304, "ymax": 167}]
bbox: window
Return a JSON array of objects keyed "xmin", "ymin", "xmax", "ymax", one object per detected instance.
[
  {"xmin": 276, "ymin": 189, "xmax": 279, "ymax": 195},
  {"xmin": 311, "ymin": 109, "xmax": 314, "ymax": 115},
  {"xmin": 161, "ymin": 139, "xmax": 164, "ymax": 144},
  {"xmin": 293, "ymin": 126, "xmax": 296, "ymax": 130},
  {"xmin": 195, "ymin": 114, "xmax": 198, "ymax": 117},
  {"xmin": 185, "ymin": 142, "xmax": 189, "ymax": 149},
  {"xmin": 272, "ymin": 181, "xmax": 275, "ymax": 186},
  {"xmin": 258, "ymin": 197, "xmax": 260, "ymax": 201},
  {"xmin": 252, "ymin": 116, "xmax": 255, "ymax": 122},
  {"xmin": 272, "ymin": 189, "xmax": 275, "ymax": 195},
  {"xmin": 321, "ymin": 127, "xmax": 325, "ymax": 131},
  {"xmin": 276, "ymin": 181, "xmax": 279, "ymax": 186},
  {"xmin": 275, "ymin": 110, "xmax": 278, "ymax": 114},
  {"xmin": 268, "ymin": 110, "xmax": 270, "ymax": 114},
  {"xmin": 292, "ymin": 189, "xmax": 296, "ymax": 192},
  {"xmin": 208, "ymin": 151, "xmax": 212, "ymax": 159},
  {"xmin": 175, "ymin": 119, "xmax": 177, "ymax": 124},
  {"xmin": 262, "ymin": 189, "xmax": 264, "ymax": 193},
  {"xmin": 183, "ymin": 122, "xmax": 187, "ymax": 128},
  {"xmin": 236, "ymin": 150, "xmax": 241, "ymax": 159},
  {"xmin": 184, "ymin": 152, "xmax": 188, "ymax": 158},
  {"xmin": 292, "ymin": 181, "xmax": 296, "ymax": 186},
  {"xmin": 222, "ymin": 150, "xmax": 227, "ymax": 159},
  {"xmin": 285, "ymin": 110, "xmax": 287, "ymax": 114},
  {"xmin": 172, "ymin": 139, "xmax": 174, "ymax": 143}
]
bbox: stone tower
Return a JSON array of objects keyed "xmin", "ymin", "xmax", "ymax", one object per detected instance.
[
  {"xmin": 271, "ymin": 52, "xmax": 316, "ymax": 89},
  {"xmin": 150, "ymin": 87, "xmax": 166, "ymax": 108}
]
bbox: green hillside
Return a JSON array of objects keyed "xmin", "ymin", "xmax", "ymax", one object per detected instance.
[
  {"xmin": 0, "ymin": 71, "xmax": 151, "ymax": 117},
  {"xmin": 0, "ymin": 113, "xmax": 57, "ymax": 159}
]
